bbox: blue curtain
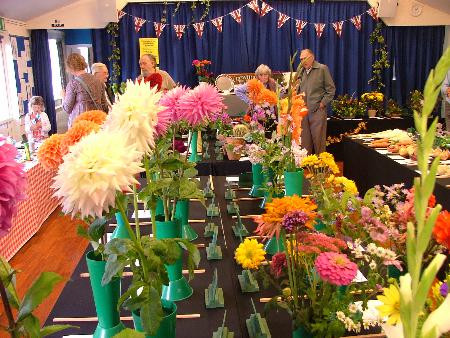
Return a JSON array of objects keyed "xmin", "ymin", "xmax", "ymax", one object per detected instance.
[
  {"xmin": 92, "ymin": 1, "xmax": 444, "ymax": 105},
  {"xmin": 30, "ymin": 30, "xmax": 57, "ymax": 135},
  {"xmin": 92, "ymin": 28, "xmax": 113, "ymax": 72}
]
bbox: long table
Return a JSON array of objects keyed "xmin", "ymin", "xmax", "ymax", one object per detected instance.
[
  {"xmin": 0, "ymin": 162, "xmax": 59, "ymax": 260},
  {"xmin": 343, "ymin": 137, "xmax": 450, "ymax": 211}
]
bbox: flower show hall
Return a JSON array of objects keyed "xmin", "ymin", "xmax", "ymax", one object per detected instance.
[
  {"xmin": 43, "ymin": 176, "xmax": 381, "ymax": 338},
  {"xmin": 343, "ymin": 138, "xmax": 450, "ymax": 211}
]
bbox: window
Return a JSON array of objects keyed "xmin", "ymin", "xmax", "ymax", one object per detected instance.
[
  {"xmin": 0, "ymin": 32, "xmax": 19, "ymax": 122},
  {"xmin": 48, "ymin": 38, "xmax": 64, "ymax": 101}
]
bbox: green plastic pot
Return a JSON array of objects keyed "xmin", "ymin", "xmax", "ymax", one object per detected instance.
[{"xmin": 132, "ymin": 299, "xmax": 177, "ymax": 338}]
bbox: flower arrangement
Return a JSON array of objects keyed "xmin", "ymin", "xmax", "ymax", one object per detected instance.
[
  {"xmin": 407, "ymin": 89, "xmax": 424, "ymax": 115},
  {"xmin": 361, "ymin": 92, "xmax": 384, "ymax": 111},
  {"xmin": 385, "ymin": 99, "xmax": 404, "ymax": 118},
  {"xmin": 331, "ymin": 94, "xmax": 367, "ymax": 119},
  {"xmin": 192, "ymin": 59, "xmax": 215, "ymax": 84}
]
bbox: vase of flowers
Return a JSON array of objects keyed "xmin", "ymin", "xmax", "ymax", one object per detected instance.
[
  {"xmin": 361, "ymin": 92, "xmax": 384, "ymax": 117},
  {"xmin": 192, "ymin": 59, "xmax": 215, "ymax": 85}
]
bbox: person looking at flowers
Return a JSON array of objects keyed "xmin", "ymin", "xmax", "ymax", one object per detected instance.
[
  {"xmin": 25, "ymin": 96, "xmax": 51, "ymax": 146},
  {"xmin": 138, "ymin": 54, "xmax": 175, "ymax": 91},
  {"xmin": 441, "ymin": 69, "xmax": 450, "ymax": 131},
  {"xmin": 298, "ymin": 49, "xmax": 336, "ymax": 154}
]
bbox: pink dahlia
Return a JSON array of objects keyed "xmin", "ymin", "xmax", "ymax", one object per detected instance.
[
  {"xmin": 159, "ymin": 86, "xmax": 189, "ymax": 120},
  {"xmin": 0, "ymin": 136, "xmax": 27, "ymax": 237},
  {"xmin": 177, "ymin": 83, "xmax": 224, "ymax": 127},
  {"xmin": 314, "ymin": 252, "xmax": 357, "ymax": 286}
]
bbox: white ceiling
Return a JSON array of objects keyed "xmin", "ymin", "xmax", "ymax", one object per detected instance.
[
  {"xmin": 416, "ymin": 0, "xmax": 450, "ymax": 15},
  {"xmin": 0, "ymin": 0, "xmax": 76, "ymax": 21}
]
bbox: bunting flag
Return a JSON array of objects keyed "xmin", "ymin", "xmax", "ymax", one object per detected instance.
[
  {"xmin": 117, "ymin": 10, "xmax": 126, "ymax": 21},
  {"xmin": 134, "ymin": 17, "xmax": 146, "ymax": 33},
  {"xmin": 260, "ymin": 2, "xmax": 273, "ymax": 17},
  {"xmin": 193, "ymin": 22, "xmax": 205, "ymax": 38},
  {"xmin": 230, "ymin": 8, "xmax": 242, "ymax": 24},
  {"xmin": 174, "ymin": 24, "xmax": 186, "ymax": 39},
  {"xmin": 211, "ymin": 16, "xmax": 223, "ymax": 32},
  {"xmin": 350, "ymin": 15, "xmax": 362, "ymax": 30},
  {"xmin": 277, "ymin": 12, "xmax": 290, "ymax": 29},
  {"xmin": 153, "ymin": 22, "xmax": 166, "ymax": 38},
  {"xmin": 295, "ymin": 19, "xmax": 307, "ymax": 36},
  {"xmin": 314, "ymin": 23, "xmax": 325, "ymax": 38},
  {"xmin": 247, "ymin": 0, "xmax": 260, "ymax": 15},
  {"xmin": 332, "ymin": 21, "xmax": 344, "ymax": 38},
  {"xmin": 367, "ymin": 7, "xmax": 379, "ymax": 21}
]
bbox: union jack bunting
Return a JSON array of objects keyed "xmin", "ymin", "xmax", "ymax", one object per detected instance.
[
  {"xmin": 247, "ymin": 0, "xmax": 260, "ymax": 15},
  {"xmin": 174, "ymin": 24, "xmax": 186, "ymax": 39},
  {"xmin": 193, "ymin": 22, "xmax": 205, "ymax": 38},
  {"xmin": 260, "ymin": 1, "xmax": 273, "ymax": 17},
  {"xmin": 314, "ymin": 23, "xmax": 325, "ymax": 38},
  {"xmin": 295, "ymin": 19, "xmax": 307, "ymax": 36},
  {"xmin": 211, "ymin": 16, "xmax": 224, "ymax": 32},
  {"xmin": 117, "ymin": 10, "xmax": 126, "ymax": 21},
  {"xmin": 134, "ymin": 17, "xmax": 146, "ymax": 33},
  {"xmin": 332, "ymin": 21, "xmax": 344, "ymax": 38},
  {"xmin": 277, "ymin": 12, "xmax": 290, "ymax": 29},
  {"xmin": 350, "ymin": 15, "xmax": 362, "ymax": 30},
  {"xmin": 153, "ymin": 22, "xmax": 166, "ymax": 38},
  {"xmin": 230, "ymin": 8, "xmax": 242, "ymax": 24},
  {"xmin": 367, "ymin": 7, "xmax": 379, "ymax": 21}
]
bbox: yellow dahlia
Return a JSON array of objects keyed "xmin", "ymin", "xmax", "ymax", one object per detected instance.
[
  {"xmin": 52, "ymin": 130, "xmax": 143, "ymax": 218},
  {"xmin": 332, "ymin": 176, "xmax": 358, "ymax": 195},
  {"xmin": 377, "ymin": 284, "xmax": 401, "ymax": 325},
  {"xmin": 104, "ymin": 80, "xmax": 163, "ymax": 154},
  {"xmin": 234, "ymin": 238, "xmax": 266, "ymax": 270}
]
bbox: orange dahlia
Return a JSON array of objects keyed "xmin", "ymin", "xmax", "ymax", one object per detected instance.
[
  {"xmin": 37, "ymin": 134, "xmax": 68, "ymax": 171},
  {"xmin": 247, "ymin": 79, "xmax": 264, "ymax": 104},
  {"xmin": 63, "ymin": 120, "xmax": 100, "ymax": 149},
  {"xmin": 73, "ymin": 110, "xmax": 107, "ymax": 126},
  {"xmin": 433, "ymin": 210, "xmax": 450, "ymax": 250},
  {"xmin": 259, "ymin": 89, "xmax": 278, "ymax": 105}
]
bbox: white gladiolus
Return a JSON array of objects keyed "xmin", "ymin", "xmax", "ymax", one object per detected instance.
[{"xmin": 421, "ymin": 295, "xmax": 450, "ymax": 337}]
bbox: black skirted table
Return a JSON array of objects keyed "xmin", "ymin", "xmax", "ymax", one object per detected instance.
[{"xmin": 343, "ymin": 137, "xmax": 450, "ymax": 211}]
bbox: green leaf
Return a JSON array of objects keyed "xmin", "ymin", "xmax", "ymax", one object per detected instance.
[
  {"xmin": 20, "ymin": 313, "xmax": 40, "ymax": 337},
  {"xmin": 104, "ymin": 238, "xmax": 134, "ymax": 256},
  {"xmin": 18, "ymin": 272, "xmax": 63, "ymax": 321},
  {"xmin": 40, "ymin": 324, "xmax": 75, "ymax": 337},
  {"xmin": 415, "ymin": 254, "xmax": 446, "ymax": 312},
  {"xmin": 113, "ymin": 328, "xmax": 145, "ymax": 338},
  {"xmin": 140, "ymin": 287, "xmax": 163, "ymax": 336},
  {"xmin": 88, "ymin": 217, "xmax": 107, "ymax": 242},
  {"xmin": 161, "ymin": 158, "xmax": 184, "ymax": 171},
  {"xmin": 0, "ymin": 257, "xmax": 19, "ymax": 309},
  {"xmin": 102, "ymin": 257, "xmax": 127, "ymax": 286},
  {"xmin": 183, "ymin": 167, "xmax": 198, "ymax": 178},
  {"xmin": 117, "ymin": 281, "xmax": 146, "ymax": 310}
]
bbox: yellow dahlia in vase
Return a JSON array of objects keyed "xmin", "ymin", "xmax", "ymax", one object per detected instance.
[
  {"xmin": 52, "ymin": 130, "xmax": 144, "ymax": 218},
  {"xmin": 103, "ymin": 80, "xmax": 163, "ymax": 154},
  {"xmin": 234, "ymin": 238, "xmax": 266, "ymax": 270}
]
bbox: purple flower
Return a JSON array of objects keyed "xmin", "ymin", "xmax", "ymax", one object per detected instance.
[
  {"xmin": 281, "ymin": 211, "xmax": 309, "ymax": 233},
  {"xmin": 440, "ymin": 282, "xmax": 448, "ymax": 297},
  {"xmin": 172, "ymin": 139, "xmax": 187, "ymax": 154},
  {"xmin": 0, "ymin": 136, "xmax": 27, "ymax": 237}
]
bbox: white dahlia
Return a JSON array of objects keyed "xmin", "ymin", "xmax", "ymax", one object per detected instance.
[
  {"xmin": 52, "ymin": 130, "xmax": 144, "ymax": 218},
  {"xmin": 104, "ymin": 80, "xmax": 163, "ymax": 154}
]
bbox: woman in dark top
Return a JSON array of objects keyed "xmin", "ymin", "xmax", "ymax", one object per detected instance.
[{"xmin": 62, "ymin": 53, "xmax": 108, "ymax": 128}]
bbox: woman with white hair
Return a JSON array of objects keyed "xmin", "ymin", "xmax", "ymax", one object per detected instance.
[{"xmin": 254, "ymin": 64, "xmax": 277, "ymax": 92}]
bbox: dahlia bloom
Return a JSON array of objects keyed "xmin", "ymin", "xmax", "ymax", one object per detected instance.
[
  {"xmin": 433, "ymin": 210, "xmax": 450, "ymax": 250},
  {"xmin": 73, "ymin": 110, "xmax": 107, "ymax": 125},
  {"xmin": 0, "ymin": 136, "xmax": 26, "ymax": 237},
  {"xmin": 234, "ymin": 238, "xmax": 266, "ymax": 270},
  {"xmin": 63, "ymin": 120, "xmax": 100, "ymax": 149},
  {"xmin": 104, "ymin": 80, "xmax": 162, "ymax": 154},
  {"xmin": 52, "ymin": 130, "xmax": 144, "ymax": 218},
  {"xmin": 177, "ymin": 83, "xmax": 224, "ymax": 127},
  {"xmin": 159, "ymin": 86, "xmax": 190, "ymax": 122},
  {"xmin": 314, "ymin": 252, "xmax": 358, "ymax": 286},
  {"xmin": 37, "ymin": 134, "xmax": 68, "ymax": 171}
]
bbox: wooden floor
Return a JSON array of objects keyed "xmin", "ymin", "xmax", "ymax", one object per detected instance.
[{"xmin": 0, "ymin": 208, "xmax": 88, "ymax": 337}]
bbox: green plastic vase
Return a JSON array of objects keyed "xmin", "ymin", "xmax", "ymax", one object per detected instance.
[
  {"xmin": 132, "ymin": 299, "xmax": 177, "ymax": 338},
  {"xmin": 188, "ymin": 130, "xmax": 201, "ymax": 163},
  {"xmin": 86, "ymin": 251, "xmax": 126, "ymax": 338},
  {"xmin": 249, "ymin": 163, "xmax": 264, "ymax": 197},
  {"xmin": 111, "ymin": 212, "xmax": 130, "ymax": 240},
  {"xmin": 292, "ymin": 325, "xmax": 312, "ymax": 338},
  {"xmin": 264, "ymin": 235, "xmax": 285, "ymax": 255},
  {"xmin": 284, "ymin": 170, "xmax": 304, "ymax": 197},
  {"xmin": 155, "ymin": 217, "xmax": 193, "ymax": 301},
  {"xmin": 175, "ymin": 199, "xmax": 198, "ymax": 241}
]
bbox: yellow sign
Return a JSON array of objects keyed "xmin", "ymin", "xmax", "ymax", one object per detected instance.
[{"xmin": 139, "ymin": 38, "xmax": 159, "ymax": 64}]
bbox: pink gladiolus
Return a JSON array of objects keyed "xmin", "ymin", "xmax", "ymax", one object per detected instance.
[
  {"xmin": 0, "ymin": 136, "xmax": 27, "ymax": 237},
  {"xmin": 314, "ymin": 252, "xmax": 358, "ymax": 286},
  {"xmin": 177, "ymin": 83, "xmax": 224, "ymax": 127}
]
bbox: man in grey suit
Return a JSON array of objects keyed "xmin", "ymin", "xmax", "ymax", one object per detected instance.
[{"xmin": 298, "ymin": 49, "xmax": 336, "ymax": 154}]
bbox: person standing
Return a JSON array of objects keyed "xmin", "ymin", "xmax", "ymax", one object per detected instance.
[
  {"xmin": 92, "ymin": 62, "xmax": 114, "ymax": 111},
  {"xmin": 298, "ymin": 49, "xmax": 336, "ymax": 154},
  {"xmin": 138, "ymin": 54, "xmax": 175, "ymax": 91},
  {"xmin": 25, "ymin": 96, "xmax": 51, "ymax": 147},
  {"xmin": 441, "ymin": 69, "xmax": 450, "ymax": 131},
  {"xmin": 62, "ymin": 53, "xmax": 108, "ymax": 128}
]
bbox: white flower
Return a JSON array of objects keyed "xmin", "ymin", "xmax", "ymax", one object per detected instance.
[
  {"xmin": 104, "ymin": 80, "xmax": 163, "ymax": 154},
  {"xmin": 367, "ymin": 243, "xmax": 377, "ymax": 254},
  {"xmin": 376, "ymin": 247, "xmax": 386, "ymax": 257},
  {"xmin": 369, "ymin": 260, "xmax": 377, "ymax": 270},
  {"xmin": 52, "ymin": 130, "xmax": 144, "ymax": 218},
  {"xmin": 292, "ymin": 141, "xmax": 308, "ymax": 167},
  {"xmin": 336, "ymin": 311, "xmax": 346, "ymax": 321},
  {"xmin": 349, "ymin": 303, "xmax": 359, "ymax": 313}
]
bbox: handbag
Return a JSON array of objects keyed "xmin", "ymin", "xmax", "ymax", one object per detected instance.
[{"xmin": 74, "ymin": 76, "xmax": 105, "ymax": 112}]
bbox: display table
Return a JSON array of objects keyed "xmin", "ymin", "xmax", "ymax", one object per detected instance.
[
  {"xmin": 343, "ymin": 137, "xmax": 450, "ymax": 210},
  {"xmin": 0, "ymin": 161, "xmax": 59, "ymax": 260}
]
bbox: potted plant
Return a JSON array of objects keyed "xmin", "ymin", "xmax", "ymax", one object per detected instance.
[
  {"xmin": 225, "ymin": 124, "xmax": 249, "ymax": 160},
  {"xmin": 361, "ymin": 92, "xmax": 384, "ymax": 117},
  {"xmin": 331, "ymin": 94, "xmax": 367, "ymax": 119}
]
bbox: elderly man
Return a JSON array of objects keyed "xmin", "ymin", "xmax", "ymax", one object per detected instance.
[
  {"xmin": 138, "ymin": 54, "xmax": 176, "ymax": 91},
  {"xmin": 298, "ymin": 49, "xmax": 336, "ymax": 154},
  {"xmin": 92, "ymin": 62, "xmax": 114, "ymax": 110}
]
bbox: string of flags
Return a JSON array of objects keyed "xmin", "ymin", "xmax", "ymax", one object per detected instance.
[{"xmin": 117, "ymin": 0, "xmax": 378, "ymax": 39}]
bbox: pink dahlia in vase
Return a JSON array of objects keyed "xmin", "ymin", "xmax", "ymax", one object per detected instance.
[{"xmin": 314, "ymin": 252, "xmax": 358, "ymax": 286}]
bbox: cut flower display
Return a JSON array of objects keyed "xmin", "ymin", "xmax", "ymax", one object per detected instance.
[
  {"xmin": 314, "ymin": 252, "xmax": 358, "ymax": 286},
  {"xmin": 234, "ymin": 238, "xmax": 266, "ymax": 270}
]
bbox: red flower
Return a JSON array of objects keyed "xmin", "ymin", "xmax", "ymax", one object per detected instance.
[
  {"xmin": 271, "ymin": 252, "xmax": 287, "ymax": 277},
  {"xmin": 433, "ymin": 210, "xmax": 450, "ymax": 250}
]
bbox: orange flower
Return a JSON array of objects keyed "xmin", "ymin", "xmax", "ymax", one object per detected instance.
[
  {"xmin": 433, "ymin": 210, "xmax": 450, "ymax": 250},
  {"xmin": 63, "ymin": 120, "xmax": 100, "ymax": 149},
  {"xmin": 260, "ymin": 89, "xmax": 278, "ymax": 105},
  {"xmin": 255, "ymin": 196, "xmax": 317, "ymax": 239},
  {"xmin": 73, "ymin": 110, "xmax": 107, "ymax": 126},
  {"xmin": 37, "ymin": 134, "xmax": 68, "ymax": 171}
]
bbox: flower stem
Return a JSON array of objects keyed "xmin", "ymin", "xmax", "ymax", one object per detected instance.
[{"xmin": 0, "ymin": 276, "xmax": 17, "ymax": 337}]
